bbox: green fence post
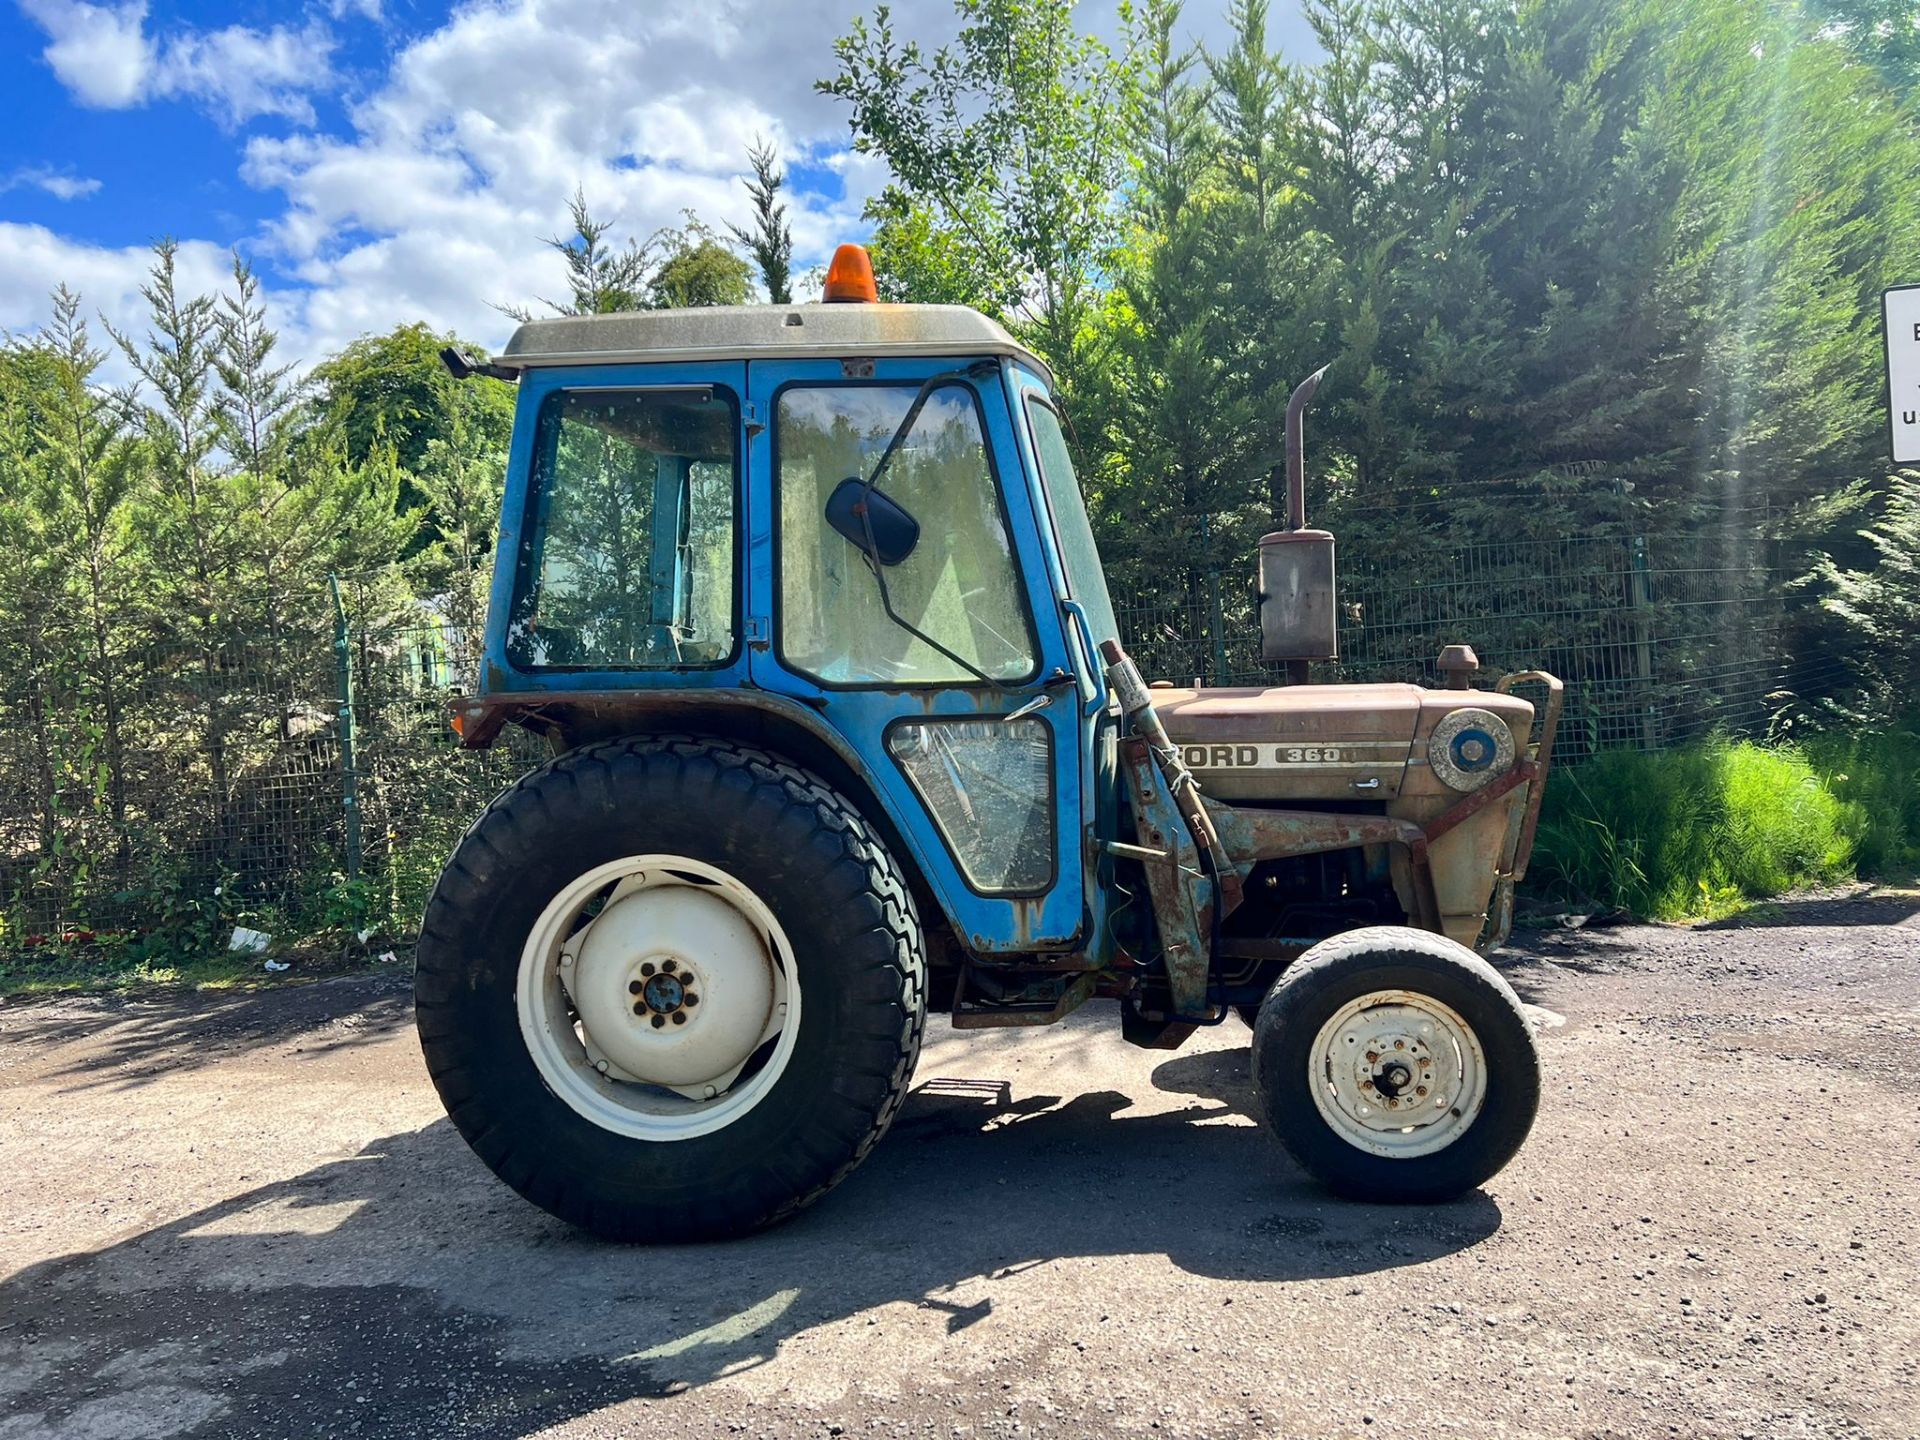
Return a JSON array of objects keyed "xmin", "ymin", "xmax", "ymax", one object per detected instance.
[
  {"xmin": 1628, "ymin": 535, "xmax": 1658, "ymax": 750},
  {"xmin": 1206, "ymin": 567, "xmax": 1228, "ymax": 686},
  {"xmin": 329, "ymin": 574, "xmax": 362, "ymax": 882},
  {"xmin": 1201, "ymin": 515, "xmax": 1228, "ymax": 685}
]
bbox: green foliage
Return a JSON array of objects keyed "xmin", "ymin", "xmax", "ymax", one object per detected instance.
[
  {"xmin": 507, "ymin": 194, "xmax": 753, "ymax": 319},
  {"xmin": 820, "ymin": 0, "xmax": 1134, "ymax": 403},
  {"xmin": 1800, "ymin": 723, "xmax": 1920, "ymax": 877},
  {"xmin": 827, "ymin": 0, "xmax": 1920, "ymax": 678},
  {"xmin": 647, "ymin": 218, "xmax": 753, "ymax": 309},
  {"xmin": 513, "ymin": 186, "xmax": 657, "ymax": 318},
  {"xmin": 1813, "ymin": 473, "xmax": 1920, "ymax": 712},
  {"xmin": 1806, "ymin": 0, "xmax": 1920, "ymax": 101},
  {"xmin": 1531, "ymin": 737, "xmax": 1857, "ymax": 917},
  {"xmin": 0, "ymin": 241, "xmax": 454, "ymax": 966},
  {"xmin": 307, "ymin": 321, "xmax": 513, "ymax": 477},
  {"xmin": 729, "ymin": 139, "xmax": 795, "ymax": 305}
]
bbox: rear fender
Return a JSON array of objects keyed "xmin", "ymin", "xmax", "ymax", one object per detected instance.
[{"xmin": 451, "ymin": 689, "xmax": 964, "ymax": 965}]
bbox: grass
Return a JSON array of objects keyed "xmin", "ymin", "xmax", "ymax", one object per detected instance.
[
  {"xmin": 0, "ymin": 935, "xmax": 399, "ymax": 1001},
  {"xmin": 1799, "ymin": 724, "xmax": 1920, "ymax": 879},
  {"xmin": 1529, "ymin": 735, "xmax": 1860, "ymax": 920}
]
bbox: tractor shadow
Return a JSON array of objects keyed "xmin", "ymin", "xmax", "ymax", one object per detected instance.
[{"xmin": 0, "ymin": 1056, "xmax": 1501, "ymax": 1438}]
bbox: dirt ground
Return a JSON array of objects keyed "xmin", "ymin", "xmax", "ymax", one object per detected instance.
[{"xmin": 1, "ymin": 889, "xmax": 1915, "ymax": 1440}]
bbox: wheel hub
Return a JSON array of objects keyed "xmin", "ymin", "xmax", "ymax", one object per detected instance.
[
  {"xmin": 641, "ymin": 971, "xmax": 687, "ymax": 1013},
  {"xmin": 1309, "ymin": 990, "xmax": 1489, "ymax": 1159},
  {"xmin": 565, "ymin": 886, "xmax": 775, "ymax": 1088}
]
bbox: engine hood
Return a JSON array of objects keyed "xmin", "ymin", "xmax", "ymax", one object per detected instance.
[{"xmin": 1149, "ymin": 682, "xmax": 1532, "ymax": 802}]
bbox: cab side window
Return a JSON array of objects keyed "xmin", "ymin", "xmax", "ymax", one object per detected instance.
[
  {"xmin": 508, "ymin": 388, "xmax": 737, "ymax": 670},
  {"xmin": 777, "ymin": 384, "xmax": 1037, "ymax": 686}
]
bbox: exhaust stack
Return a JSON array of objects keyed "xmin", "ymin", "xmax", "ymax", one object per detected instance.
[{"xmin": 1258, "ymin": 366, "xmax": 1337, "ymax": 682}]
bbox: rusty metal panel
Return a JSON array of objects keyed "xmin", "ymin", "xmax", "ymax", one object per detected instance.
[
  {"xmin": 1116, "ymin": 735, "xmax": 1215, "ymax": 1021},
  {"xmin": 1148, "ymin": 682, "xmax": 1420, "ymax": 801}
]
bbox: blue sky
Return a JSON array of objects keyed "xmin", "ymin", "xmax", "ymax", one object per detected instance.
[{"xmin": 1, "ymin": 0, "xmax": 1315, "ymax": 372}]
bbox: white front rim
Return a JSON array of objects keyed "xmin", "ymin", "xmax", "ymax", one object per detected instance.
[
  {"xmin": 516, "ymin": 855, "xmax": 801, "ymax": 1141},
  {"xmin": 1308, "ymin": 989, "xmax": 1487, "ymax": 1160}
]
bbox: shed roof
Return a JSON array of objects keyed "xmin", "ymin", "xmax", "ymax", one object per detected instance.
[{"xmin": 498, "ymin": 303, "xmax": 1051, "ymax": 382}]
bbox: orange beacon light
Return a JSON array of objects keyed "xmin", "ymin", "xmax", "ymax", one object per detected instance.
[{"xmin": 822, "ymin": 243, "xmax": 879, "ymax": 304}]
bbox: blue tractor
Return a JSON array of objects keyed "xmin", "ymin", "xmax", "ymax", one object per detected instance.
[{"xmin": 422, "ymin": 245, "xmax": 1564, "ymax": 1240}]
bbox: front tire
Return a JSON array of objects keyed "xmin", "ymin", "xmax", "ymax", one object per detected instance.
[
  {"xmin": 415, "ymin": 735, "xmax": 926, "ymax": 1241},
  {"xmin": 1252, "ymin": 926, "xmax": 1539, "ymax": 1203}
]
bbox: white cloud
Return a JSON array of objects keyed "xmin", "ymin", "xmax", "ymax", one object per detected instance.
[
  {"xmin": 1, "ymin": 166, "xmax": 103, "ymax": 201},
  {"xmin": 152, "ymin": 20, "xmax": 339, "ymax": 128},
  {"xmin": 0, "ymin": 223, "xmax": 237, "ymax": 352},
  {"xmin": 21, "ymin": 0, "xmax": 151, "ymax": 108},
  {"xmin": 8, "ymin": 0, "xmax": 1264, "ymax": 371},
  {"xmin": 20, "ymin": 0, "xmax": 337, "ymax": 128},
  {"xmin": 227, "ymin": 0, "xmax": 901, "ymax": 358}
]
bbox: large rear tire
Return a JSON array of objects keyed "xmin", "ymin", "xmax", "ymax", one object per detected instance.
[
  {"xmin": 1252, "ymin": 925, "xmax": 1539, "ymax": 1203},
  {"xmin": 415, "ymin": 735, "xmax": 925, "ymax": 1241}
]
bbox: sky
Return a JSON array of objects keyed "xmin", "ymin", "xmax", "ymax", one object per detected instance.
[{"xmin": 0, "ymin": 0, "xmax": 1317, "ymax": 377}]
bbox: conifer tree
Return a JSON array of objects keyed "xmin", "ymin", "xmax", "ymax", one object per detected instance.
[
  {"xmin": 35, "ymin": 290, "xmax": 140, "ymax": 854},
  {"xmin": 729, "ymin": 139, "xmax": 795, "ymax": 304}
]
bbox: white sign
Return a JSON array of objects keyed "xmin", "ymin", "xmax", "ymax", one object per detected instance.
[{"xmin": 1888, "ymin": 284, "xmax": 1920, "ymax": 464}]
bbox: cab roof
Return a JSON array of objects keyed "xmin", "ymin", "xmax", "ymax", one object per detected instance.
[{"xmin": 497, "ymin": 303, "xmax": 1052, "ymax": 383}]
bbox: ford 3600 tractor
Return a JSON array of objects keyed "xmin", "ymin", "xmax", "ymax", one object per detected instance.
[{"xmin": 421, "ymin": 244, "xmax": 1563, "ymax": 1240}]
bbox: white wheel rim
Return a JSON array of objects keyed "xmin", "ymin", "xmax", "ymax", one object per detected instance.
[
  {"xmin": 1307, "ymin": 989, "xmax": 1487, "ymax": 1160},
  {"xmin": 515, "ymin": 854, "xmax": 801, "ymax": 1141}
]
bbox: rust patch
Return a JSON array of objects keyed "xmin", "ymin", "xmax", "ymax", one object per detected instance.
[{"xmin": 1117, "ymin": 735, "xmax": 1214, "ymax": 1021}]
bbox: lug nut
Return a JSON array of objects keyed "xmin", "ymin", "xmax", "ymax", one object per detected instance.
[
  {"xmin": 632, "ymin": 1002, "xmax": 645, "ymax": 1016},
  {"xmin": 671, "ymin": 1011, "xmax": 687, "ymax": 1025},
  {"xmin": 628, "ymin": 980, "xmax": 643, "ymax": 995},
  {"xmin": 641, "ymin": 962, "xmax": 656, "ymax": 977},
  {"xmin": 663, "ymin": 959, "xmax": 678, "ymax": 973},
  {"xmin": 650, "ymin": 1014, "xmax": 666, "ymax": 1029},
  {"xmin": 684, "ymin": 992, "xmax": 699, "ymax": 1006}
]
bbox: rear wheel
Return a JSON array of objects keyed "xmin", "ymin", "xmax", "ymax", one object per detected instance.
[
  {"xmin": 416, "ymin": 735, "xmax": 925, "ymax": 1241},
  {"xmin": 1252, "ymin": 926, "xmax": 1539, "ymax": 1202}
]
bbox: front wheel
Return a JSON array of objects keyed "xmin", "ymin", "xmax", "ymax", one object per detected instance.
[
  {"xmin": 1252, "ymin": 926, "xmax": 1540, "ymax": 1203},
  {"xmin": 415, "ymin": 736, "xmax": 926, "ymax": 1241}
]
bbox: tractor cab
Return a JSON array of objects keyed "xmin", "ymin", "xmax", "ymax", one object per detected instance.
[
  {"xmin": 427, "ymin": 246, "xmax": 1563, "ymax": 1242},
  {"xmin": 456, "ymin": 272, "xmax": 1119, "ymax": 960}
]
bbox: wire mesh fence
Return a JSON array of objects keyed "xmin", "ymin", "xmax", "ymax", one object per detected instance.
[
  {"xmin": 1117, "ymin": 532, "xmax": 1795, "ymax": 760},
  {"xmin": 1, "ymin": 526, "xmax": 1817, "ymax": 950}
]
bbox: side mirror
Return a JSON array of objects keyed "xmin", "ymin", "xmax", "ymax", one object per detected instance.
[{"xmin": 826, "ymin": 478, "xmax": 920, "ymax": 566}]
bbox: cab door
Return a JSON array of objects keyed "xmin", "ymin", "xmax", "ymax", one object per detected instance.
[{"xmin": 742, "ymin": 356, "xmax": 1085, "ymax": 954}]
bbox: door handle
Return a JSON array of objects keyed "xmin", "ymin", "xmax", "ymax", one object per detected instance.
[{"xmin": 1001, "ymin": 691, "xmax": 1054, "ymax": 723}]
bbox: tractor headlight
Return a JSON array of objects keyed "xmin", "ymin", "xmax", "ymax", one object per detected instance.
[{"xmin": 1428, "ymin": 708, "xmax": 1517, "ymax": 792}]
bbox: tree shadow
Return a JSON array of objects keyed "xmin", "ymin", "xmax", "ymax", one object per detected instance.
[
  {"xmin": 1694, "ymin": 889, "xmax": 1920, "ymax": 931},
  {"xmin": 0, "ymin": 972, "xmax": 413, "ymax": 1094},
  {"xmin": 0, "ymin": 1072, "xmax": 1502, "ymax": 1438}
]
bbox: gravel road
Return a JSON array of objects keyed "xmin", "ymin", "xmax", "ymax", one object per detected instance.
[{"xmin": 2, "ymin": 890, "xmax": 1915, "ymax": 1440}]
